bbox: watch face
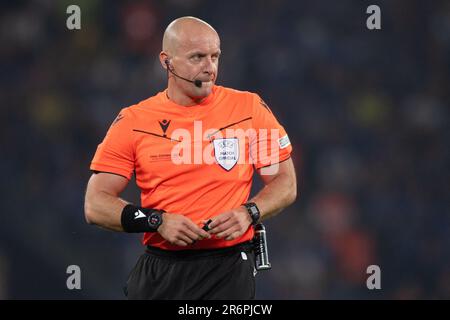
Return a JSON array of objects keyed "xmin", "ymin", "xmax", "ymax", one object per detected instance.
[
  {"xmin": 148, "ymin": 213, "xmax": 162, "ymax": 228},
  {"xmin": 246, "ymin": 203, "xmax": 260, "ymax": 224}
]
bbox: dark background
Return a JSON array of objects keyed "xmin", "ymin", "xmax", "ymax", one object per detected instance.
[{"xmin": 0, "ymin": 0, "xmax": 449, "ymax": 299}]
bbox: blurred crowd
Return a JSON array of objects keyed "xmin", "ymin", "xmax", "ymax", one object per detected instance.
[{"xmin": 0, "ymin": 0, "xmax": 449, "ymax": 299}]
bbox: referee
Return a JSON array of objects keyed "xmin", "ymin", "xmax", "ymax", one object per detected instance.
[{"xmin": 84, "ymin": 16, "xmax": 297, "ymax": 300}]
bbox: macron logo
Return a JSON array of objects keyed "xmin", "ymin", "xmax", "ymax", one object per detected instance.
[{"xmin": 134, "ymin": 210, "xmax": 146, "ymax": 220}]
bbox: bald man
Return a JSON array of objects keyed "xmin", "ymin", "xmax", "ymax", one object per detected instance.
[
  {"xmin": 85, "ymin": 16, "xmax": 297, "ymax": 300},
  {"xmin": 161, "ymin": 17, "xmax": 220, "ymax": 105}
]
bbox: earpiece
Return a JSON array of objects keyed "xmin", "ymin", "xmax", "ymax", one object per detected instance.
[{"xmin": 164, "ymin": 59, "xmax": 172, "ymax": 71}]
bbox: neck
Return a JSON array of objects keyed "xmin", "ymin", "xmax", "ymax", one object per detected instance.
[{"xmin": 166, "ymin": 83, "xmax": 209, "ymax": 106}]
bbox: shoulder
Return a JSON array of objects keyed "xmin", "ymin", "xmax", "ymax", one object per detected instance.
[
  {"xmin": 119, "ymin": 91, "xmax": 164, "ymax": 120},
  {"xmin": 216, "ymin": 85, "xmax": 257, "ymax": 100},
  {"xmin": 215, "ymin": 86, "xmax": 261, "ymax": 108}
]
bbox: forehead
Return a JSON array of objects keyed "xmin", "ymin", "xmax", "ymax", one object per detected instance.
[{"xmin": 176, "ymin": 30, "xmax": 220, "ymax": 55}]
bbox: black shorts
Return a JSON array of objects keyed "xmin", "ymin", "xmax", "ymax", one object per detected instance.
[{"xmin": 124, "ymin": 241, "xmax": 256, "ymax": 300}]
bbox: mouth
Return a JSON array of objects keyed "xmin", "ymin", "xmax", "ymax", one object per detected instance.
[
  {"xmin": 197, "ymin": 76, "xmax": 215, "ymax": 83},
  {"xmin": 200, "ymin": 79, "xmax": 214, "ymax": 85}
]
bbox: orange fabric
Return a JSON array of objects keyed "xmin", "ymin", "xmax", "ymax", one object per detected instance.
[{"xmin": 90, "ymin": 85, "xmax": 292, "ymax": 250}]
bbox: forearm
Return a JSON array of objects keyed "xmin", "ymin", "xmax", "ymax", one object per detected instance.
[
  {"xmin": 249, "ymin": 172, "xmax": 297, "ymax": 221},
  {"xmin": 84, "ymin": 190, "xmax": 129, "ymax": 232}
]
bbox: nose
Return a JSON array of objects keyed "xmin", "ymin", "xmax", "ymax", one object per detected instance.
[{"xmin": 202, "ymin": 56, "xmax": 215, "ymax": 75}]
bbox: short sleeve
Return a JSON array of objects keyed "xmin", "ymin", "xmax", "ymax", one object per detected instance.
[
  {"xmin": 250, "ymin": 93, "xmax": 292, "ymax": 169},
  {"xmin": 90, "ymin": 108, "xmax": 135, "ymax": 180}
]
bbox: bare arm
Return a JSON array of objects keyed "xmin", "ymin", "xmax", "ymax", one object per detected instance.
[
  {"xmin": 84, "ymin": 172, "xmax": 210, "ymax": 245},
  {"xmin": 208, "ymin": 158, "xmax": 297, "ymax": 240},
  {"xmin": 250, "ymin": 157, "xmax": 297, "ymax": 220},
  {"xmin": 84, "ymin": 172, "xmax": 130, "ymax": 232}
]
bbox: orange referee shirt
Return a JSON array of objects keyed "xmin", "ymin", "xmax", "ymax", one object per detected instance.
[{"xmin": 90, "ymin": 85, "xmax": 292, "ymax": 250}]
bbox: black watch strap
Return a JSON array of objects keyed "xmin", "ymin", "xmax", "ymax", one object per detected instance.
[{"xmin": 243, "ymin": 202, "xmax": 260, "ymax": 225}]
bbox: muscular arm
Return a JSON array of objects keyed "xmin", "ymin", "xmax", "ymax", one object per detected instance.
[
  {"xmin": 84, "ymin": 172, "xmax": 130, "ymax": 232},
  {"xmin": 250, "ymin": 157, "xmax": 297, "ymax": 220},
  {"xmin": 84, "ymin": 172, "xmax": 210, "ymax": 244},
  {"xmin": 208, "ymin": 158, "xmax": 297, "ymax": 240}
]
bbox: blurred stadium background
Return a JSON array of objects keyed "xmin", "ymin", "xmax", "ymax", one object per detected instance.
[{"xmin": 0, "ymin": 0, "xmax": 449, "ymax": 299}]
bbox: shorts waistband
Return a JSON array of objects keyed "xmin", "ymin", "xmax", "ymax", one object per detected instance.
[{"xmin": 145, "ymin": 241, "xmax": 254, "ymax": 259}]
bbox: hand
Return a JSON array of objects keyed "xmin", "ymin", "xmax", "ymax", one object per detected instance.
[
  {"xmin": 207, "ymin": 206, "xmax": 252, "ymax": 241},
  {"xmin": 158, "ymin": 213, "xmax": 211, "ymax": 246}
]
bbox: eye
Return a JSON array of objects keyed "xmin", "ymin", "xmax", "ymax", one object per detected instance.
[{"xmin": 191, "ymin": 54, "xmax": 202, "ymax": 62}]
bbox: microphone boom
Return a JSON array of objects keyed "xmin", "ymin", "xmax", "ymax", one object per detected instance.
[{"xmin": 165, "ymin": 60, "xmax": 203, "ymax": 88}]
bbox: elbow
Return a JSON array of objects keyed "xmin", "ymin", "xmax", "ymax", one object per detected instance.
[
  {"xmin": 286, "ymin": 182, "xmax": 297, "ymax": 206},
  {"xmin": 288, "ymin": 188, "xmax": 297, "ymax": 205},
  {"xmin": 84, "ymin": 200, "xmax": 96, "ymax": 225}
]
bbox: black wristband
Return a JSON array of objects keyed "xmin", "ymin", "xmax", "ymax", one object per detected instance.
[{"xmin": 121, "ymin": 204, "xmax": 164, "ymax": 233}]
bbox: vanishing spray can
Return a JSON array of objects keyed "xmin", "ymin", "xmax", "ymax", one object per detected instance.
[{"xmin": 254, "ymin": 223, "xmax": 271, "ymax": 270}]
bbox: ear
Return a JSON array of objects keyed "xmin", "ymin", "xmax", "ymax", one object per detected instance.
[{"xmin": 159, "ymin": 52, "xmax": 169, "ymax": 70}]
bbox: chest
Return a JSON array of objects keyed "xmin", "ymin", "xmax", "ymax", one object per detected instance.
[{"xmin": 133, "ymin": 115, "xmax": 255, "ymax": 182}]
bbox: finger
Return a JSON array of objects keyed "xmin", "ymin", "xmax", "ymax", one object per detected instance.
[
  {"xmin": 185, "ymin": 220, "xmax": 211, "ymax": 239},
  {"xmin": 225, "ymin": 231, "xmax": 242, "ymax": 241},
  {"xmin": 216, "ymin": 226, "xmax": 240, "ymax": 239},
  {"xmin": 181, "ymin": 228, "xmax": 200, "ymax": 241},
  {"xmin": 174, "ymin": 239, "xmax": 189, "ymax": 247},
  {"xmin": 177, "ymin": 233, "xmax": 194, "ymax": 245},
  {"xmin": 208, "ymin": 214, "xmax": 231, "ymax": 229},
  {"xmin": 209, "ymin": 218, "xmax": 235, "ymax": 234}
]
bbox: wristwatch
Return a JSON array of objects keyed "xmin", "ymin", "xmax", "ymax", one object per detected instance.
[
  {"xmin": 147, "ymin": 210, "xmax": 164, "ymax": 232},
  {"xmin": 243, "ymin": 202, "xmax": 260, "ymax": 225}
]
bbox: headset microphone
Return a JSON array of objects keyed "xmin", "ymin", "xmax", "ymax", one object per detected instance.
[
  {"xmin": 193, "ymin": 79, "xmax": 202, "ymax": 88},
  {"xmin": 165, "ymin": 59, "xmax": 203, "ymax": 88}
]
